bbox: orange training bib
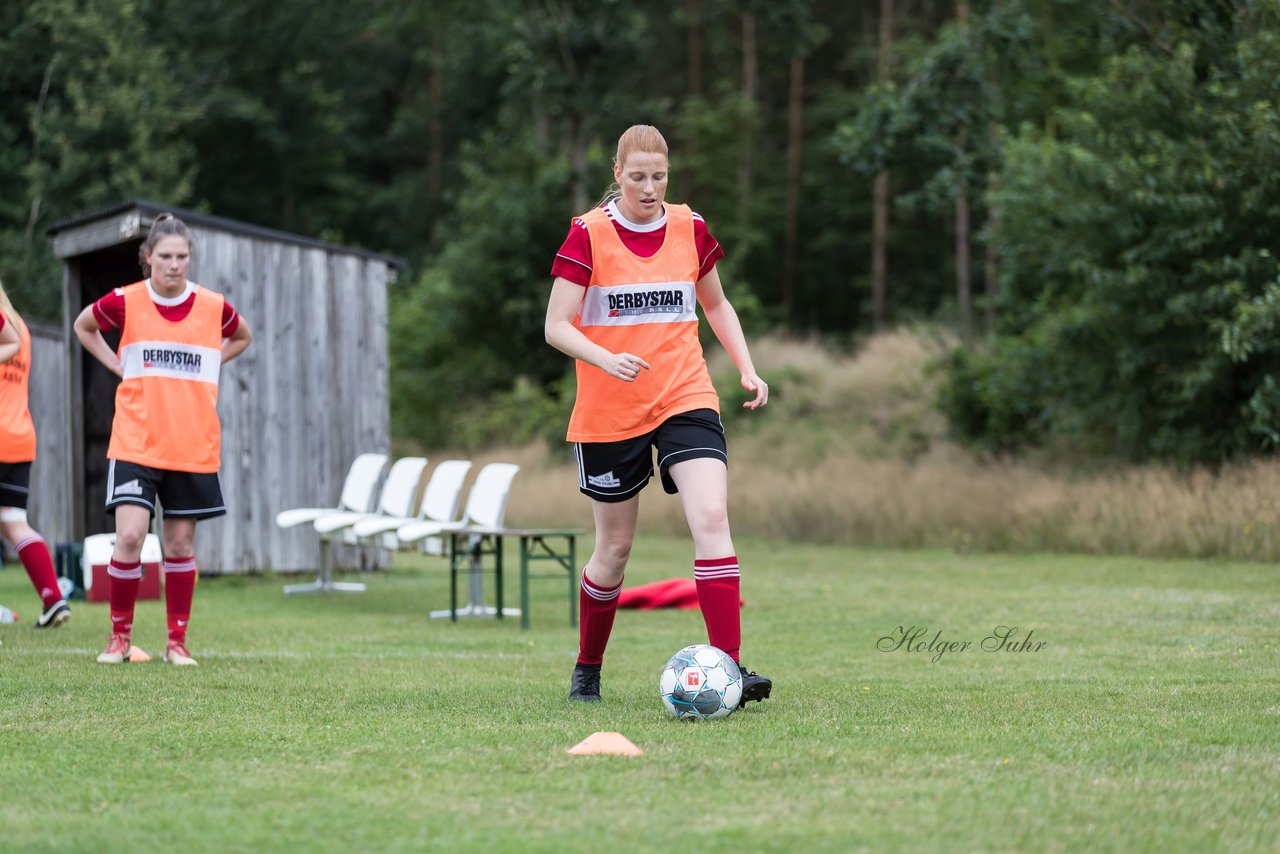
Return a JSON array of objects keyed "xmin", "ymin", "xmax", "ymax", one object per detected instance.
[
  {"xmin": 107, "ymin": 282, "xmax": 224, "ymax": 472},
  {"xmin": 566, "ymin": 204, "xmax": 719, "ymax": 442},
  {"xmin": 0, "ymin": 314, "xmax": 37, "ymax": 463}
]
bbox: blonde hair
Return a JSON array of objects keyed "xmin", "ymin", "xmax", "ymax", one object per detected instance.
[
  {"xmin": 0, "ymin": 278, "xmax": 19, "ymax": 331},
  {"xmin": 597, "ymin": 124, "xmax": 670, "ymax": 206},
  {"xmin": 139, "ymin": 212, "xmax": 193, "ymax": 277}
]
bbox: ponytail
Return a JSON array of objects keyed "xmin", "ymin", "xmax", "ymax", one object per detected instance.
[{"xmin": 0, "ymin": 278, "xmax": 19, "ymax": 331}]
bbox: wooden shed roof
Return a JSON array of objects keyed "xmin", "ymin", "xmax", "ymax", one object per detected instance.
[{"xmin": 47, "ymin": 199, "xmax": 406, "ymax": 268}]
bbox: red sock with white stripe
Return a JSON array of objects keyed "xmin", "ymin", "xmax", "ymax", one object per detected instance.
[
  {"xmin": 694, "ymin": 556, "xmax": 741, "ymax": 663},
  {"xmin": 108, "ymin": 558, "xmax": 142, "ymax": 636},
  {"xmin": 16, "ymin": 535, "xmax": 61, "ymax": 607},
  {"xmin": 164, "ymin": 556, "xmax": 197, "ymax": 643},
  {"xmin": 577, "ymin": 572, "xmax": 623, "ymax": 666}
]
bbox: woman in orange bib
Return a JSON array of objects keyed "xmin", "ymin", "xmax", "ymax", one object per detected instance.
[
  {"xmin": 0, "ymin": 281, "xmax": 72, "ymax": 628},
  {"xmin": 74, "ymin": 214, "xmax": 252, "ymax": 666},
  {"xmin": 545, "ymin": 125, "xmax": 772, "ymax": 705}
]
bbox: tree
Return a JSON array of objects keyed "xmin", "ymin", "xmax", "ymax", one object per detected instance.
[
  {"xmin": 942, "ymin": 3, "xmax": 1280, "ymax": 462},
  {"xmin": 954, "ymin": 0, "xmax": 973, "ymax": 340},
  {"xmin": 871, "ymin": 0, "xmax": 894, "ymax": 330},
  {"xmin": 737, "ymin": 7, "xmax": 759, "ymax": 242},
  {"xmin": 0, "ymin": 0, "xmax": 200, "ymax": 317},
  {"xmin": 778, "ymin": 1, "xmax": 827, "ymax": 330}
]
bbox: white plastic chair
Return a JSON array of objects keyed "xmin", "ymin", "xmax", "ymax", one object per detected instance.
[
  {"xmin": 350, "ymin": 459, "xmax": 472, "ymax": 552},
  {"xmin": 274, "ymin": 453, "xmax": 388, "ymax": 529},
  {"xmin": 399, "ymin": 462, "xmax": 521, "ymax": 620},
  {"xmin": 275, "ymin": 452, "xmax": 388, "ymax": 595},
  {"xmin": 312, "ymin": 456, "xmax": 429, "ymax": 536},
  {"xmin": 395, "ymin": 462, "xmax": 520, "ymax": 545}
]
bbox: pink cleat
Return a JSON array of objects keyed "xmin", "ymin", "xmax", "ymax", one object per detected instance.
[
  {"xmin": 97, "ymin": 633, "xmax": 133, "ymax": 664},
  {"xmin": 164, "ymin": 640, "xmax": 198, "ymax": 666}
]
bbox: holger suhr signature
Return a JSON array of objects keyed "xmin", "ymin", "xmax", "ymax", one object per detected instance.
[{"xmin": 877, "ymin": 625, "xmax": 1047, "ymax": 663}]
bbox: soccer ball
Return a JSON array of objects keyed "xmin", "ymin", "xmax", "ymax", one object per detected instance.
[{"xmin": 659, "ymin": 644, "xmax": 743, "ymax": 720}]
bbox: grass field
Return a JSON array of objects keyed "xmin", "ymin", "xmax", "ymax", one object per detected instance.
[{"xmin": 1, "ymin": 536, "xmax": 1278, "ymax": 852}]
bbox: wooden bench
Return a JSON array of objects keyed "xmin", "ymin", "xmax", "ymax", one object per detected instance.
[{"xmin": 445, "ymin": 527, "xmax": 582, "ymax": 629}]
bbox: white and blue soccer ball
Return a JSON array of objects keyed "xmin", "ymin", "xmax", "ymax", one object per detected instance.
[{"xmin": 659, "ymin": 644, "xmax": 743, "ymax": 720}]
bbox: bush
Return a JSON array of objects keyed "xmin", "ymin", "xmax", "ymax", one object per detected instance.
[{"xmin": 944, "ymin": 17, "xmax": 1280, "ymax": 464}]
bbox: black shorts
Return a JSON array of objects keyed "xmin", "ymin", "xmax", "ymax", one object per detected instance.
[
  {"xmin": 576, "ymin": 408, "xmax": 727, "ymax": 503},
  {"xmin": 105, "ymin": 459, "xmax": 227, "ymax": 520},
  {"xmin": 0, "ymin": 461, "xmax": 32, "ymax": 509}
]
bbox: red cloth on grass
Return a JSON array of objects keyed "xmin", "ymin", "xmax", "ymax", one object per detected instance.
[{"xmin": 617, "ymin": 578, "xmax": 745, "ymax": 610}]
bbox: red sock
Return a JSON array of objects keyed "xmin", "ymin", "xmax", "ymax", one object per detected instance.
[
  {"xmin": 108, "ymin": 558, "xmax": 142, "ymax": 636},
  {"xmin": 694, "ymin": 556, "xmax": 741, "ymax": 663},
  {"xmin": 577, "ymin": 572, "xmax": 622, "ymax": 666},
  {"xmin": 164, "ymin": 556, "xmax": 197, "ymax": 643},
  {"xmin": 16, "ymin": 535, "xmax": 61, "ymax": 607}
]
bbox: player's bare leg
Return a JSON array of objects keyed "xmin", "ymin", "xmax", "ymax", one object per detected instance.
[{"xmin": 669, "ymin": 457, "xmax": 771, "ymax": 706}]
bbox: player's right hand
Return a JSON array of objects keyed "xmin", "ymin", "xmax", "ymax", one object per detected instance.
[{"xmin": 600, "ymin": 352, "xmax": 650, "ymax": 382}]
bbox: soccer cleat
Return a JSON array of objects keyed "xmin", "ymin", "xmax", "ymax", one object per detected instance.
[
  {"xmin": 164, "ymin": 640, "xmax": 198, "ymax": 666},
  {"xmin": 97, "ymin": 633, "xmax": 133, "ymax": 664},
  {"xmin": 35, "ymin": 599, "xmax": 71, "ymax": 629},
  {"xmin": 568, "ymin": 663, "xmax": 601, "ymax": 702},
  {"xmin": 736, "ymin": 662, "xmax": 772, "ymax": 707}
]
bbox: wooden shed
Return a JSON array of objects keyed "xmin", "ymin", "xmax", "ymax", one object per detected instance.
[{"xmin": 36, "ymin": 200, "xmax": 401, "ymax": 574}]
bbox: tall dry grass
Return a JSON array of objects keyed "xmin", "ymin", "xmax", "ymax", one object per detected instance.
[{"xmin": 465, "ymin": 328, "xmax": 1280, "ymax": 561}]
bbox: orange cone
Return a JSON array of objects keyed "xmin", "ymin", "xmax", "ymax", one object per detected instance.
[
  {"xmin": 128, "ymin": 646, "xmax": 153, "ymax": 663},
  {"xmin": 567, "ymin": 731, "xmax": 644, "ymax": 757}
]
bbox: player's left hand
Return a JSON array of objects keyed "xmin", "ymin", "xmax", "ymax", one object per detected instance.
[{"xmin": 741, "ymin": 373, "xmax": 768, "ymax": 410}]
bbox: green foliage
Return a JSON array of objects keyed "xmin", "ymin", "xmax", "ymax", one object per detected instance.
[
  {"xmin": 388, "ymin": 126, "xmax": 576, "ymax": 449},
  {"xmin": 1219, "ymin": 272, "xmax": 1280, "ymax": 446},
  {"xmin": 940, "ymin": 2, "xmax": 1280, "ymax": 463},
  {"xmin": 166, "ymin": 0, "xmax": 375, "ymax": 238},
  {"xmin": 457, "ymin": 374, "xmax": 575, "ymax": 451},
  {"xmin": 936, "ymin": 340, "xmax": 1050, "ymax": 453},
  {"xmin": 4, "ymin": 0, "xmax": 1280, "ymax": 464},
  {"xmin": 0, "ymin": 0, "xmax": 200, "ymax": 317}
]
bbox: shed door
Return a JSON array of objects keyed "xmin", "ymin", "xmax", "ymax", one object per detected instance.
[{"xmin": 77, "ymin": 240, "xmax": 144, "ymax": 536}]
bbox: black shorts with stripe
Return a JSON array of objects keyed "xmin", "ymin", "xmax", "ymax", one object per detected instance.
[
  {"xmin": 106, "ymin": 459, "xmax": 227, "ymax": 520},
  {"xmin": 0, "ymin": 461, "xmax": 32, "ymax": 508},
  {"xmin": 575, "ymin": 408, "xmax": 727, "ymax": 503}
]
